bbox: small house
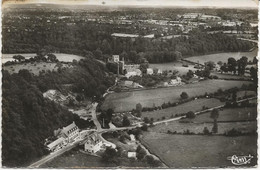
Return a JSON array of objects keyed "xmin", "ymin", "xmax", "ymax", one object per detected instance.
[
  {"xmin": 128, "ymin": 152, "xmax": 137, "ymax": 158},
  {"xmin": 84, "ymin": 133, "xmax": 103, "ymax": 153},
  {"xmin": 130, "ymin": 134, "xmax": 136, "ymax": 142}
]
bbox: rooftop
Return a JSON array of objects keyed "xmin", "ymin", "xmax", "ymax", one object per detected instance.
[
  {"xmin": 111, "ymin": 33, "xmax": 139, "ymax": 38},
  {"xmin": 61, "ymin": 121, "xmax": 78, "ymax": 137},
  {"xmin": 47, "ymin": 137, "xmax": 65, "ymax": 149}
]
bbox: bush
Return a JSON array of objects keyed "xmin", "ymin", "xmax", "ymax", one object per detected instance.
[
  {"xmin": 203, "ymin": 127, "xmax": 210, "ymax": 135},
  {"xmin": 136, "ymin": 146, "xmax": 147, "ymax": 160},
  {"xmin": 145, "ymin": 155, "xmax": 162, "ymax": 167},
  {"xmin": 180, "ymin": 92, "xmax": 189, "ymax": 99},
  {"xmin": 186, "ymin": 111, "xmax": 195, "ymax": 119},
  {"xmin": 143, "ymin": 117, "xmax": 150, "ymax": 124},
  {"xmin": 225, "ymin": 128, "xmax": 242, "ymax": 136},
  {"xmin": 212, "ymin": 120, "xmax": 218, "ymax": 133},
  {"xmin": 141, "ymin": 124, "xmax": 148, "ymax": 131}
]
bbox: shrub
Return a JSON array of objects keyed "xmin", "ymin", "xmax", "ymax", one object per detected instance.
[
  {"xmin": 186, "ymin": 111, "xmax": 195, "ymax": 119},
  {"xmin": 136, "ymin": 146, "xmax": 147, "ymax": 160},
  {"xmin": 141, "ymin": 124, "xmax": 148, "ymax": 131},
  {"xmin": 203, "ymin": 127, "xmax": 210, "ymax": 135},
  {"xmin": 212, "ymin": 120, "xmax": 218, "ymax": 133},
  {"xmin": 180, "ymin": 92, "xmax": 189, "ymax": 100},
  {"xmin": 225, "ymin": 128, "xmax": 242, "ymax": 136},
  {"xmin": 144, "ymin": 117, "xmax": 150, "ymax": 124},
  {"xmin": 145, "ymin": 155, "xmax": 162, "ymax": 167}
]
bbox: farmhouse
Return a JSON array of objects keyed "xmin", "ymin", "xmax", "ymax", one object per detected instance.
[{"xmin": 84, "ymin": 133, "xmax": 103, "ymax": 153}]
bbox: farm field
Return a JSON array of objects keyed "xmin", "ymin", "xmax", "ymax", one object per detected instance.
[
  {"xmin": 101, "ymin": 80, "xmax": 253, "ymax": 112},
  {"xmin": 2, "ymin": 53, "xmax": 85, "ymax": 63},
  {"xmin": 185, "ymin": 48, "xmax": 257, "ymax": 64},
  {"xmin": 141, "ymin": 132, "xmax": 257, "ymax": 168},
  {"xmin": 236, "ymin": 90, "xmax": 256, "ymax": 99},
  {"xmin": 151, "ymin": 107, "xmax": 257, "ymax": 134},
  {"xmin": 192, "ymin": 107, "xmax": 257, "ymax": 123},
  {"xmin": 41, "ymin": 147, "xmax": 148, "ymax": 168},
  {"xmin": 151, "ymin": 120, "xmax": 256, "ymax": 134},
  {"xmin": 142, "ymin": 98, "xmax": 224, "ymax": 120},
  {"xmin": 150, "ymin": 61, "xmax": 197, "ymax": 75},
  {"xmin": 3, "ymin": 62, "xmax": 73, "ymax": 75},
  {"xmin": 211, "ymin": 72, "xmax": 251, "ymax": 80}
]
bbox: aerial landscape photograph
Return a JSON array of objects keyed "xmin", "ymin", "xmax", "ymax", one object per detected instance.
[{"xmin": 1, "ymin": 0, "xmax": 258, "ymax": 168}]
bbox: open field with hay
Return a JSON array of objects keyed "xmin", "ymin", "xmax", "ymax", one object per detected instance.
[
  {"xmin": 150, "ymin": 107, "xmax": 257, "ymax": 134},
  {"xmin": 141, "ymin": 98, "xmax": 224, "ymax": 120},
  {"xmin": 185, "ymin": 48, "xmax": 257, "ymax": 64},
  {"xmin": 102, "ymin": 80, "xmax": 253, "ymax": 112},
  {"xmin": 141, "ymin": 132, "xmax": 257, "ymax": 168},
  {"xmin": 150, "ymin": 61, "xmax": 197, "ymax": 75},
  {"xmin": 2, "ymin": 53, "xmax": 84, "ymax": 63},
  {"xmin": 3, "ymin": 62, "xmax": 73, "ymax": 75}
]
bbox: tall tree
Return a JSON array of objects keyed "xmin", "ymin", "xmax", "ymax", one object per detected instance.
[
  {"xmin": 227, "ymin": 57, "xmax": 237, "ymax": 74},
  {"xmin": 210, "ymin": 109, "xmax": 219, "ymax": 133}
]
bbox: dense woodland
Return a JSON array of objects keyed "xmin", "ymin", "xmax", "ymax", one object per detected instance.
[
  {"xmin": 2, "ymin": 56, "xmax": 115, "ymax": 167},
  {"xmin": 2, "ymin": 6, "xmax": 255, "ymax": 64},
  {"xmin": 2, "ymin": 22, "xmax": 253, "ymax": 64}
]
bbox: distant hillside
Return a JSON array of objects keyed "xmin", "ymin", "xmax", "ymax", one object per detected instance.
[{"xmin": 2, "ymin": 57, "xmax": 115, "ymax": 167}]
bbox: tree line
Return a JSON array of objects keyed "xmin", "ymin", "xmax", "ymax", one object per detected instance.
[{"xmin": 3, "ymin": 13, "xmax": 253, "ymax": 64}]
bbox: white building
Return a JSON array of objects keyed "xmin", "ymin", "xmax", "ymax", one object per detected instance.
[
  {"xmin": 125, "ymin": 69, "xmax": 142, "ymax": 78},
  {"xmin": 111, "ymin": 33, "xmax": 139, "ymax": 38},
  {"xmin": 112, "ymin": 55, "xmax": 120, "ymax": 63},
  {"xmin": 84, "ymin": 133, "xmax": 103, "ymax": 153},
  {"xmin": 167, "ymin": 76, "xmax": 183, "ymax": 86},
  {"xmin": 130, "ymin": 134, "xmax": 136, "ymax": 142},
  {"xmin": 200, "ymin": 14, "xmax": 221, "ymax": 21},
  {"xmin": 47, "ymin": 137, "xmax": 65, "ymax": 151},
  {"xmin": 59, "ymin": 121, "xmax": 80, "ymax": 143},
  {"xmin": 147, "ymin": 68, "xmax": 154, "ymax": 75},
  {"xmin": 128, "ymin": 152, "xmax": 137, "ymax": 158}
]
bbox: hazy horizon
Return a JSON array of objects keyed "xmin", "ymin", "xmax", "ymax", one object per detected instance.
[{"xmin": 2, "ymin": 0, "xmax": 258, "ymax": 9}]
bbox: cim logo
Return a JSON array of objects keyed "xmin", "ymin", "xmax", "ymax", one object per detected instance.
[{"xmin": 227, "ymin": 154, "xmax": 253, "ymax": 165}]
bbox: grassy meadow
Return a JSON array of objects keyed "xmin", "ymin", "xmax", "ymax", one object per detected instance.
[
  {"xmin": 2, "ymin": 53, "xmax": 85, "ymax": 63},
  {"xmin": 141, "ymin": 98, "xmax": 224, "ymax": 120},
  {"xmin": 3, "ymin": 62, "xmax": 73, "ymax": 75},
  {"xmin": 101, "ymin": 80, "xmax": 253, "ymax": 112},
  {"xmin": 185, "ymin": 48, "xmax": 257, "ymax": 64},
  {"xmin": 141, "ymin": 132, "xmax": 257, "ymax": 168}
]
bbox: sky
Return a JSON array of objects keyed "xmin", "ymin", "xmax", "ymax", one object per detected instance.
[{"xmin": 2, "ymin": 0, "xmax": 259, "ymax": 8}]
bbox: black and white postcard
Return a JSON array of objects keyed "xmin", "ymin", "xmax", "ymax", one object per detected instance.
[{"xmin": 1, "ymin": 0, "xmax": 258, "ymax": 168}]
